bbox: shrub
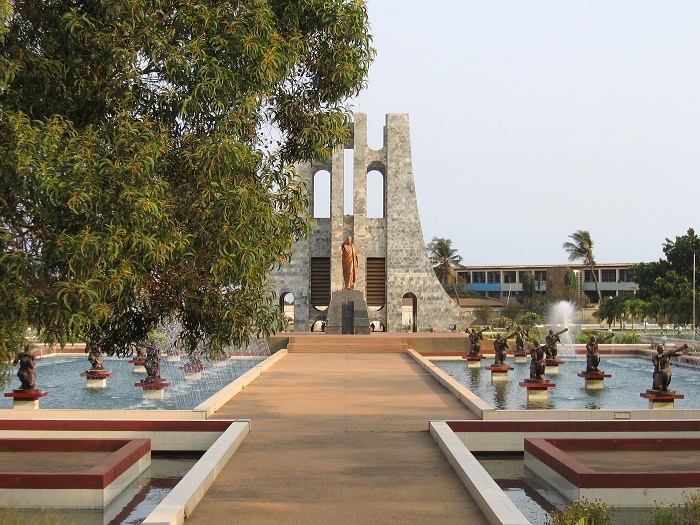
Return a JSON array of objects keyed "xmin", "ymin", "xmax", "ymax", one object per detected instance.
[
  {"xmin": 547, "ymin": 498, "xmax": 611, "ymax": 525},
  {"xmin": 519, "ymin": 312, "xmax": 543, "ymax": 327},
  {"xmin": 647, "ymin": 492, "xmax": 700, "ymax": 525},
  {"xmin": 612, "ymin": 332, "xmax": 642, "ymax": 344},
  {"xmin": 491, "ymin": 316, "xmax": 513, "ymax": 329}
]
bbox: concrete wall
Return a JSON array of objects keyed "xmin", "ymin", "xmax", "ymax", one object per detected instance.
[{"xmin": 270, "ymin": 113, "xmax": 471, "ymax": 332}]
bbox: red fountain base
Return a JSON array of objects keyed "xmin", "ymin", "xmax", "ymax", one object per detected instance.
[
  {"xmin": 134, "ymin": 379, "xmax": 172, "ymax": 399},
  {"xmin": 3, "ymin": 389, "xmax": 48, "ymax": 409},
  {"xmin": 485, "ymin": 364, "xmax": 514, "ymax": 382},
  {"xmin": 128, "ymin": 358, "xmax": 147, "ymax": 373},
  {"xmin": 462, "ymin": 355, "xmax": 485, "ymax": 368},
  {"xmin": 513, "ymin": 351, "xmax": 528, "ymax": 363},
  {"xmin": 544, "ymin": 359, "xmax": 565, "ymax": 374},
  {"xmin": 640, "ymin": 389, "xmax": 684, "ymax": 410},
  {"xmin": 577, "ymin": 370, "xmax": 611, "ymax": 390},
  {"xmin": 80, "ymin": 370, "xmax": 115, "ymax": 388},
  {"xmin": 519, "ymin": 378, "xmax": 556, "ymax": 402}
]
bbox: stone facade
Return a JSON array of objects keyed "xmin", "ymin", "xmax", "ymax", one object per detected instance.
[{"xmin": 270, "ymin": 113, "xmax": 471, "ymax": 332}]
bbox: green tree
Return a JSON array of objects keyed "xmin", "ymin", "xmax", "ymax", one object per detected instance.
[
  {"xmin": 0, "ymin": 0, "xmax": 375, "ymax": 372},
  {"xmin": 596, "ymin": 296, "xmax": 627, "ymax": 329},
  {"xmin": 626, "ymin": 298, "xmax": 647, "ymax": 330},
  {"xmin": 502, "ymin": 301, "xmax": 521, "ymax": 323},
  {"xmin": 519, "ymin": 311, "xmax": 542, "ymax": 327},
  {"xmin": 473, "ymin": 305, "xmax": 492, "ymax": 326},
  {"xmin": 629, "ymin": 228, "xmax": 699, "ymax": 327},
  {"xmin": 521, "ymin": 272, "xmax": 536, "ymax": 298},
  {"xmin": 563, "ymin": 230, "xmax": 602, "ymax": 304},
  {"xmin": 427, "ymin": 237, "xmax": 463, "ymax": 298},
  {"xmin": 546, "ymin": 266, "xmax": 580, "ymax": 304}
]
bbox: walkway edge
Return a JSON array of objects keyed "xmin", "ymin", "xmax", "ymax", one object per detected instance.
[
  {"xmin": 407, "ymin": 349, "xmax": 494, "ymax": 418},
  {"xmin": 194, "ymin": 350, "xmax": 288, "ymax": 417},
  {"xmin": 430, "ymin": 421, "xmax": 531, "ymax": 525},
  {"xmin": 141, "ymin": 420, "xmax": 251, "ymax": 525}
]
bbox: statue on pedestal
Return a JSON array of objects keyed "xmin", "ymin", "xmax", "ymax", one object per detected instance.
[
  {"xmin": 545, "ymin": 328, "xmax": 568, "ymax": 359},
  {"xmin": 467, "ymin": 328, "xmax": 486, "ymax": 356},
  {"xmin": 341, "ymin": 236, "xmax": 358, "ymax": 290},
  {"xmin": 85, "ymin": 342, "xmax": 105, "ymax": 371},
  {"xmin": 493, "ymin": 334, "xmax": 508, "ymax": 365},
  {"xmin": 13, "ymin": 347, "xmax": 36, "ymax": 390},
  {"xmin": 652, "ymin": 344, "xmax": 687, "ymax": 391},
  {"xmin": 585, "ymin": 332, "xmax": 614, "ymax": 372},
  {"xmin": 585, "ymin": 335, "xmax": 600, "ymax": 372},
  {"xmin": 514, "ymin": 326, "xmax": 528, "ymax": 353},
  {"xmin": 529, "ymin": 341, "xmax": 546, "ymax": 380},
  {"xmin": 143, "ymin": 341, "xmax": 162, "ymax": 384}
]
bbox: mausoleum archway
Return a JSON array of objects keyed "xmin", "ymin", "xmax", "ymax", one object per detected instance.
[{"xmin": 402, "ymin": 293, "xmax": 417, "ymax": 332}]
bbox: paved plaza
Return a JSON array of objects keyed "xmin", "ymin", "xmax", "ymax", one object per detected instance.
[{"xmin": 186, "ymin": 352, "xmax": 490, "ymax": 525}]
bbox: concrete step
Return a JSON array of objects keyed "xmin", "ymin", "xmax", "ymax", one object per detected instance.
[{"xmin": 286, "ymin": 336, "xmax": 408, "ymax": 353}]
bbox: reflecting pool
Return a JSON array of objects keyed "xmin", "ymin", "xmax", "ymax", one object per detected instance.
[
  {"xmin": 436, "ymin": 358, "xmax": 700, "ymax": 410},
  {"xmin": 1, "ymin": 355, "xmax": 265, "ymax": 410},
  {"xmin": 478, "ymin": 454, "xmax": 671, "ymax": 525},
  {"xmin": 0, "ymin": 453, "xmax": 199, "ymax": 525}
]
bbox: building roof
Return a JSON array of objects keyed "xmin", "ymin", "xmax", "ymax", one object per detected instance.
[
  {"xmin": 454, "ymin": 262, "xmax": 636, "ymax": 271},
  {"xmin": 453, "ymin": 296, "xmax": 507, "ymax": 308}
]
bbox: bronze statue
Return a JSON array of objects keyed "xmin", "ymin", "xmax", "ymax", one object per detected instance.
[
  {"xmin": 341, "ymin": 235, "xmax": 358, "ymax": 290},
  {"xmin": 183, "ymin": 348, "xmax": 204, "ymax": 373},
  {"xmin": 514, "ymin": 326, "xmax": 529, "ymax": 353},
  {"xmin": 652, "ymin": 344, "xmax": 687, "ymax": 391},
  {"xmin": 13, "ymin": 347, "xmax": 37, "ymax": 390},
  {"xmin": 545, "ymin": 328, "xmax": 568, "ymax": 359},
  {"xmin": 85, "ymin": 342, "xmax": 105, "ymax": 371},
  {"xmin": 143, "ymin": 341, "xmax": 162, "ymax": 383},
  {"xmin": 529, "ymin": 341, "xmax": 546, "ymax": 380},
  {"xmin": 585, "ymin": 335, "xmax": 600, "ymax": 372},
  {"xmin": 493, "ymin": 334, "xmax": 509, "ymax": 365},
  {"xmin": 585, "ymin": 332, "xmax": 614, "ymax": 372},
  {"xmin": 467, "ymin": 327, "xmax": 488, "ymax": 356}
]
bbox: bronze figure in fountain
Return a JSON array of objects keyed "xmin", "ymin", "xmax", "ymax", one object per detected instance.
[
  {"xmin": 467, "ymin": 327, "xmax": 488, "ymax": 356},
  {"xmin": 651, "ymin": 344, "xmax": 687, "ymax": 392},
  {"xmin": 529, "ymin": 341, "xmax": 547, "ymax": 380},
  {"xmin": 585, "ymin": 332, "xmax": 614, "ymax": 372},
  {"xmin": 12, "ymin": 346, "xmax": 37, "ymax": 391}
]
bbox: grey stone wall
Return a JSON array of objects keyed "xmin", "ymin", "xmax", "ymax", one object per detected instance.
[{"xmin": 269, "ymin": 113, "xmax": 471, "ymax": 332}]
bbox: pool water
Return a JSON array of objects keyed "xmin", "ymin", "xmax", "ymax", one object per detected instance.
[
  {"xmin": 1, "ymin": 355, "xmax": 265, "ymax": 410},
  {"xmin": 0, "ymin": 453, "xmax": 200, "ymax": 525},
  {"xmin": 436, "ymin": 357, "xmax": 700, "ymax": 410},
  {"xmin": 478, "ymin": 454, "xmax": 672, "ymax": 525}
]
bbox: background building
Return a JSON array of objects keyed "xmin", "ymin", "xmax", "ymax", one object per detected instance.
[{"xmin": 455, "ymin": 263, "xmax": 638, "ymax": 304}]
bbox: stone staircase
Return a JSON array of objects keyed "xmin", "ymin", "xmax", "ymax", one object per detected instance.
[{"xmin": 286, "ymin": 335, "xmax": 409, "ymax": 353}]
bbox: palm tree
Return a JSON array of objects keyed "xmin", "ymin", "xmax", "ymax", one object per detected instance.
[
  {"xmin": 563, "ymin": 230, "xmax": 602, "ymax": 304},
  {"xmin": 427, "ymin": 237, "xmax": 463, "ymax": 298}
]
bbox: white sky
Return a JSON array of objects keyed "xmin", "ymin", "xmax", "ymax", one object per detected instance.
[{"xmin": 347, "ymin": 0, "xmax": 700, "ymax": 266}]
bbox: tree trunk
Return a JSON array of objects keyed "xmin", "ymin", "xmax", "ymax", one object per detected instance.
[{"xmin": 590, "ymin": 265, "xmax": 602, "ymax": 304}]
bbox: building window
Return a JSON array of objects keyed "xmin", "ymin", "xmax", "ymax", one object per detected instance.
[
  {"xmin": 518, "ymin": 271, "xmax": 532, "ymax": 282},
  {"xmin": 472, "ymin": 272, "xmax": 486, "ymax": 284},
  {"xmin": 457, "ymin": 271, "xmax": 471, "ymax": 284},
  {"xmin": 618, "ymin": 269, "xmax": 630, "ymax": 282},
  {"xmin": 503, "ymin": 271, "xmax": 516, "ymax": 283},
  {"xmin": 584, "ymin": 270, "xmax": 596, "ymax": 283},
  {"xmin": 487, "ymin": 272, "xmax": 501, "ymax": 284},
  {"xmin": 601, "ymin": 269, "xmax": 616, "ymax": 282},
  {"xmin": 534, "ymin": 270, "xmax": 547, "ymax": 283}
]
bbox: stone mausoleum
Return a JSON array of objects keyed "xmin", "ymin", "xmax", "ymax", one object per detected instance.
[{"xmin": 269, "ymin": 113, "xmax": 470, "ymax": 333}]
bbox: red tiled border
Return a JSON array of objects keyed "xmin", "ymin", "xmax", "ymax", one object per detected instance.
[
  {"xmin": 0, "ymin": 419, "xmax": 232, "ymax": 432},
  {"xmin": 0, "ymin": 438, "xmax": 150, "ymax": 489},
  {"xmin": 447, "ymin": 419, "xmax": 700, "ymax": 433},
  {"xmin": 524, "ymin": 438, "xmax": 700, "ymax": 489}
]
